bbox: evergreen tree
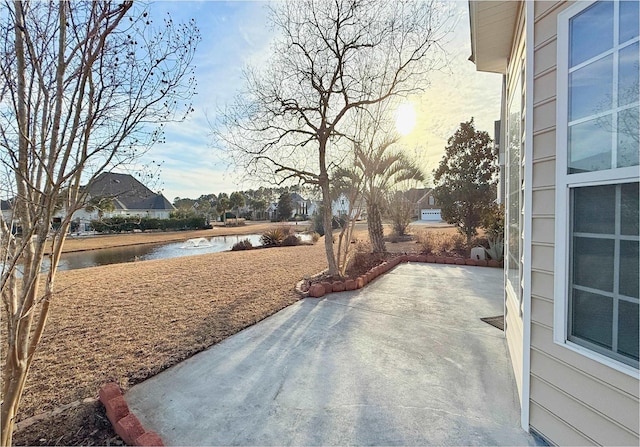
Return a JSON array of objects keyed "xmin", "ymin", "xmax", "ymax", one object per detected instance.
[
  {"xmin": 433, "ymin": 119, "xmax": 498, "ymax": 245},
  {"xmin": 277, "ymin": 193, "xmax": 293, "ymax": 221}
]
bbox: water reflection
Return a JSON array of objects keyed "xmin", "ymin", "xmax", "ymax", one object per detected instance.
[{"xmin": 52, "ymin": 233, "xmax": 310, "ymax": 272}]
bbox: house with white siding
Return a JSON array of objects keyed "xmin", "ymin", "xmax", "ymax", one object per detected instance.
[
  {"xmin": 62, "ymin": 172, "xmax": 174, "ymax": 231},
  {"xmin": 469, "ymin": 1, "xmax": 638, "ymax": 445}
]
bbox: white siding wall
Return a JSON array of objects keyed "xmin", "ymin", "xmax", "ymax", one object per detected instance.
[{"xmin": 528, "ymin": 1, "xmax": 639, "ymax": 445}]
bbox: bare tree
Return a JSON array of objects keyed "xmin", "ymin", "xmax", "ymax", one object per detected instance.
[
  {"xmin": 213, "ymin": 0, "xmax": 452, "ymax": 276},
  {"xmin": 0, "ymin": 2, "xmax": 199, "ymax": 443}
]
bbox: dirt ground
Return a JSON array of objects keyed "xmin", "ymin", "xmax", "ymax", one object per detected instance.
[{"xmin": 8, "ymin": 222, "xmax": 458, "ymax": 445}]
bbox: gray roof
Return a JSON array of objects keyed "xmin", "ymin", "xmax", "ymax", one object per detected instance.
[
  {"xmin": 86, "ymin": 172, "xmax": 174, "ymax": 211},
  {"xmin": 289, "ymin": 192, "xmax": 306, "ymax": 203}
]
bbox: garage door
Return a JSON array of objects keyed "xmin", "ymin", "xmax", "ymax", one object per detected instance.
[{"xmin": 421, "ymin": 209, "xmax": 442, "ymax": 221}]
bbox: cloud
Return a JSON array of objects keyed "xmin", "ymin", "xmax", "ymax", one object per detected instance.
[{"xmin": 141, "ymin": 0, "xmax": 502, "ymax": 197}]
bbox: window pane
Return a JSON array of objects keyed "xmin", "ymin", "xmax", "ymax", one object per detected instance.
[
  {"xmin": 573, "ymin": 237, "xmax": 615, "ymax": 292},
  {"xmin": 571, "ymin": 289, "xmax": 613, "ymax": 349},
  {"xmin": 617, "ymin": 107, "xmax": 639, "ymax": 168},
  {"xmin": 618, "ymin": 42, "xmax": 639, "ymax": 107},
  {"xmin": 569, "ymin": 116, "xmax": 613, "ymax": 173},
  {"xmin": 618, "ymin": 301, "xmax": 639, "ymax": 362},
  {"xmin": 570, "ymin": 55, "xmax": 613, "ymax": 120},
  {"xmin": 621, "ymin": 182, "xmax": 639, "ymax": 236},
  {"xmin": 506, "ymin": 81, "xmax": 521, "ymax": 294},
  {"xmin": 570, "ymin": 1, "xmax": 613, "ymax": 67},
  {"xmin": 573, "ymin": 184, "xmax": 616, "ymax": 233},
  {"xmin": 620, "ymin": 241, "xmax": 639, "ymax": 298},
  {"xmin": 620, "ymin": 1, "xmax": 640, "ymax": 44}
]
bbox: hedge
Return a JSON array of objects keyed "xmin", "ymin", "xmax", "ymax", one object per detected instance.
[{"xmin": 90, "ymin": 216, "xmax": 206, "ymax": 233}]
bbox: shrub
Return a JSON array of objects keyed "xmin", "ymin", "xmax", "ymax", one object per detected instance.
[
  {"xmin": 260, "ymin": 227, "xmax": 286, "ymax": 246},
  {"xmin": 416, "ymin": 231, "xmax": 467, "ymax": 256},
  {"xmin": 90, "ymin": 216, "xmax": 206, "ymax": 233},
  {"xmin": 282, "ymin": 234, "xmax": 301, "ymax": 246},
  {"xmin": 312, "ymin": 211, "xmax": 325, "ymax": 236},
  {"xmin": 312, "ymin": 208, "xmax": 346, "ymax": 236},
  {"xmin": 310, "ymin": 232, "xmax": 320, "ymax": 243},
  {"xmin": 345, "ymin": 241, "xmax": 384, "ymax": 277},
  {"xmin": 481, "ymin": 203, "xmax": 504, "ymax": 261},
  {"xmin": 231, "ymin": 239, "xmax": 253, "ymax": 251},
  {"xmin": 485, "ymin": 237, "xmax": 504, "ymax": 261},
  {"xmin": 482, "ymin": 203, "xmax": 505, "ymax": 241}
]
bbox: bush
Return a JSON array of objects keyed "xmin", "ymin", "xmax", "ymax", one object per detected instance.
[
  {"xmin": 416, "ymin": 231, "xmax": 467, "ymax": 256},
  {"xmin": 282, "ymin": 234, "xmax": 301, "ymax": 246},
  {"xmin": 345, "ymin": 241, "xmax": 385, "ymax": 277},
  {"xmin": 260, "ymin": 227, "xmax": 287, "ymax": 246},
  {"xmin": 231, "ymin": 239, "xmax": 253, "ymax": 251},
  {"xmin": 310, "ymin": 232, "xmax": 320, "ymax": 243},
  {"xmin": 312, "ymin": 211, "xmax": 325, "ymax": 236},
  {"xmin": 90, "ymin": 216, "xmax": 207, "ymax": 233},
  {"xmin": 482, "ymin": 203, "xmax": 505, "ymax": 241},
  {"xmin": 311, "ymin": 208, "xmax": 346, "ymax": 236}
]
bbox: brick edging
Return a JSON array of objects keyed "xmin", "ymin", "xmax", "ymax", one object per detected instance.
[
  {"xmin": 304, "ymin": 255, "xmax": 502, "ymax": 298},
  {"xmin": 99, "ymin": 383, "xmax": 163, "ymax": 446}
]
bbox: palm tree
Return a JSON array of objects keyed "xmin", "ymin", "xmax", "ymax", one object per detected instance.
[
  {"xmin": 229, "ymin": 191, "xmax": 245, "ymax": 225},
  {"xmin": 216, "ymin": 193, "xmax": 230, "ymax": 225},
  {"xmin": 337, "ymin": 137, "xmax": 424, "ymax": 253}
]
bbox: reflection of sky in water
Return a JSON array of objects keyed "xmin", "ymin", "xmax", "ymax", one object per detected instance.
[{"xmin": 38, "ymin": 233, "xmax": 312, "ymax": 272}]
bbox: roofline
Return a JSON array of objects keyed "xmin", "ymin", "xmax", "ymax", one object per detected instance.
[{"xmin": 468, "ymin": 1, "xmax": 520, "ymax": 74}]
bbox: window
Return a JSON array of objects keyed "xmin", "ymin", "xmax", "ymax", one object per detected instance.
[
  {"xmin": 557, "ymin": 0, "xmax": 639, "ymax": 370},
  {"xmin": 506, "ymin": 56, "xmax": 524, "ymax": 311}
]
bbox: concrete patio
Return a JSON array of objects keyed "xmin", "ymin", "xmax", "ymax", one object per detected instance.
[{"xmin": 126, "ymin": 263, "xmax": 541, "ymax": 445}]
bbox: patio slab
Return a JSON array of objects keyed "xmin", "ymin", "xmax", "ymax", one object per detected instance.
[{"xmin": 125, "ymin": 263, "xmax": 541, "ymax": 445}]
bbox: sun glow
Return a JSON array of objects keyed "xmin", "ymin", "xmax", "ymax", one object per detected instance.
[{"xmin": 395, "ymin": 103, "xmax": 417, "ymax": 136}]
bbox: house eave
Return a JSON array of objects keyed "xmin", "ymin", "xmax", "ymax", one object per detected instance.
[{"xmin": 469, "ymin": 1, "xmax": 520, "ymax": 74}]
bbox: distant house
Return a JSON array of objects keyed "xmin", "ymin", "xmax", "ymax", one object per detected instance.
[
  {"xmin": 330, "ymin": 193, "xmax": 365, "ymax": 219},
  {"xmin": 1, "ymin": 199, "xmax": 15, "ymax": 231},
  {"xmin": 289, "ymin": 192, "xmax": 309, "ymax": 216},
  {"xmin": 404, "ymin": 187, "xmax": 442, "ymax": 221},
  {"xmin": 266, "ymin": 202, "xmax": 278, "ymax": 221},
  {"xmin": 305, "ymin": 199, "xmax": 320, "ymax": 217},
  {"xmin": 470, "ymin": 1, "xmax": 639, "ymax": 445},
  {"xmin": 331, "ymin": 193, "xmax": 349, "ymax": 217},
  {"xmin": 65, "ymin": 172, "xmax": 174, "ymax": 231}
]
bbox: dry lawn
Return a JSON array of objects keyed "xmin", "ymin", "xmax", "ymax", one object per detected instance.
[
  {"xmin": 8, "ymin": 240, "xmax": 327, "ymax": 444},
  {"xmin": 18, "ymin": 242, "xmax": 328, "ymax": 417},
  {"xmin": 7, "ymin": 222, "xmax": 458, "ymax": 445}
]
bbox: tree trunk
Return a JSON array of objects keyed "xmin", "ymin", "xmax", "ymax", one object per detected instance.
[
  {"xmin": 1, "ymin": 347, "xmax": 30, "ymax": 446},
  {"xmin": 320, "ymin": 175, "xmax": 339, "ymax": 276},
  {"xmin": 367, "ymin": 201, "xmax": 386, "ymax": 253}
]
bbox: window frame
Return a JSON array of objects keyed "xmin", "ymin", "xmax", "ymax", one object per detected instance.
[
  {"xmin": 505, "ymin": 53, "xmax": 525, "ymax": 313},
  {"xmin": 554, "ymin": 0, "xmax": 639, "ymax": 376}
]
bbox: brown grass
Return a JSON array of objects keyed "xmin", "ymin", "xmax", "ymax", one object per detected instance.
[
  {"xmin": 7, "ymin": 222, "xmax": 456, "ymax": 445},
  {"xmin": 7, "ymin": 238, "xmax": 327, "ymax": 445}
]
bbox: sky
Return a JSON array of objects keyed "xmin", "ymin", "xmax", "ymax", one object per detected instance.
[{"xmin": 139, "ymin": 0, "xmax": 503, "ymax": 201}]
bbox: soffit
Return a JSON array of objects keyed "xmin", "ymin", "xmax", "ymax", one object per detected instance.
[{"xmin": 469, "ymin": 1, "xmax": 520, "ymax": 74}]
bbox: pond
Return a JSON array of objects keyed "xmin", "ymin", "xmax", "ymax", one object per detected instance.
[{"xmin": 53, "ymin": 233, "xmax": 312, "ymax": 272}]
